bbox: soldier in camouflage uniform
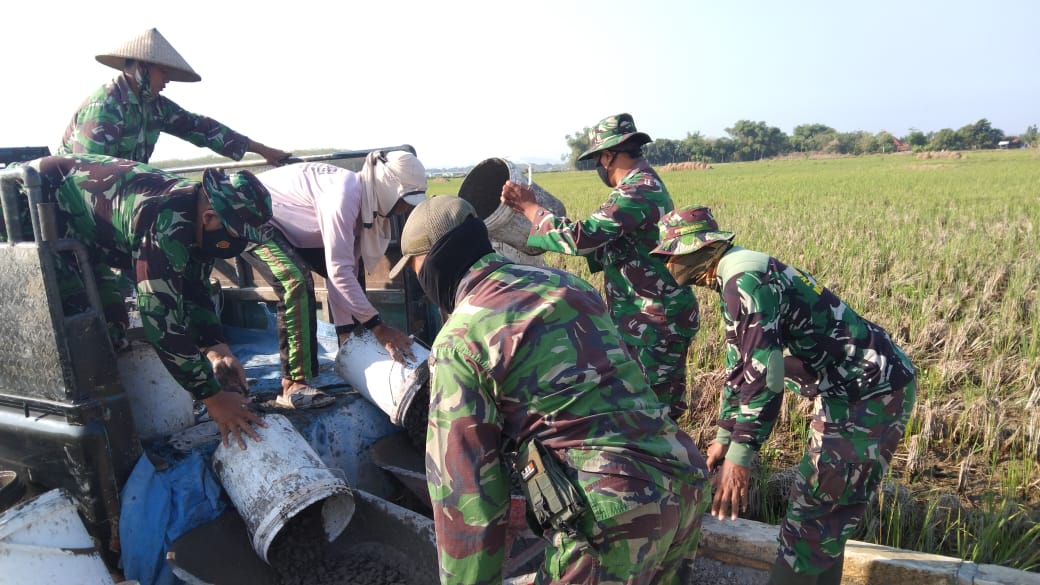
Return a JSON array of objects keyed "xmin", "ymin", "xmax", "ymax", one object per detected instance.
[
  {"xmin": 388, "ymin": 196, "xmax": 711, "ymax": 585},
  {"xmin": 501, "ymin": 113, "xmax": 698, "ymax": 420},
  {"xmin": 57, "ymin": 28, "xmax": 289, "ymax": 166},
  {"xmin": 20, "ymin": 154, "xmax": 273, "ymax": 449},
  {"xmin": 651, "ymin": 206, "xmax": 917, "ymax": 585}
]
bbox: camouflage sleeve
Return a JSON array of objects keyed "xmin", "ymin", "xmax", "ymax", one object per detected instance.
[
  {"xmin": 527, "ymin": 186, "xmax": 648, "ymax": 256},
  {"xmin": 716, "ymin": 271, "xmax": 786, "ymax": 467},
  {"xmin": 180, "ymin": 258, "xmax": 225, "ymax": 349},
  {"xmin": 63, "ymin": 99, "xmax": 130, "ymax": 157},
  {"xmin": 156, "ymin": 97, "xmax": 250, "ymax": 161},
  {"xmin": 426, "ymin": 345, "xmax": 510, "ymax": 585},
  {"xmin": 95, "ymin": 263, "xmax": 131, "ymax": 332}
]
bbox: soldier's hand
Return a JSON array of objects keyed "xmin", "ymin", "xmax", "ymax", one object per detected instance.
[
  {"xmin": 371, "ymin": 323, "xmax": 416, "ymax": 364},
  {"xmin": 201, "ymin": 390, "xmax": 267, "ymax": 450},
  {"xmin": 204, "ymin": 343, "xmax": 249, "ymax": 395},
  {"xmin": 706, "ymin": 441, "xmax": 728, "ymax": 473},
  {"xmin": 500, "ymin": 180, "xmax": 539, "ymax": 218},
  {"xmin": 711, "ymin": 460, "xmax": 751, "ymax": 521}
]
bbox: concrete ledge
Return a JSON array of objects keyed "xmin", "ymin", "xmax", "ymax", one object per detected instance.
[{"xmin": 698, "ymin": 515, "xmax": 1040, "ymax": 585}]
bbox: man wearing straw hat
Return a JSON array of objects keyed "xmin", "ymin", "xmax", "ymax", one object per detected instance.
[
  {"xmin": 390, "ymin": 195, "xmax": 710, "ymax": 585},
  {"xmin": 57, "ymin": 28, "xmax": 290, "ymax": 166},
  {"xmin": 244, "ymin": 151, "xmax": 427, "ymax": 409},
  {"xmin": 12, "ymin": 153, "xmax": 275, "ymax": 449},
  {"xmin": 650, "ymin": 205, "xmax": 917, "ymax": 585},
  {"xmin": 501, "ymin": 113, "xmax": 699, "ymax": 422}
]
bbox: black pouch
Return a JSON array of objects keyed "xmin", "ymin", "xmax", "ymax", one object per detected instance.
[{"xmin": 515, "ymin": 438, "xmax": 585, "ymax": 536}]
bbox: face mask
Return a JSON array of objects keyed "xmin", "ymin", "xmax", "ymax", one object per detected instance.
[
  {"xmin": 666, "ymin": 255, "xmax": 702, "ymax": 287},
  {"xmin": 200, "ymin": 226, "xmax": 248, "ymax": 259},
  {"xmin": 666, "ymin": 242, "xmax": 731, "ymax": 289},
  {"xmin": 595, "ymin": 153, "xmax": 613, "ymax": 187}
]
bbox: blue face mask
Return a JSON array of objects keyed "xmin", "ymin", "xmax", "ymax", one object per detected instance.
[{"xmin": 200, "ymin": 226, "xmax": 248, "ymax": 259}]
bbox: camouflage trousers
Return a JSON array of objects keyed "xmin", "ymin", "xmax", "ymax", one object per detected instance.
[
  {"xmin": 778, "ymin": 373, "xmax": 917, "ymax": 574},
  {"xmin": 629, "ymin": 331, "xmax": 694, "ymax": 421},
  {"xmin": 537, "ymin": 478, "xmax": 711, "ymax": 585}
]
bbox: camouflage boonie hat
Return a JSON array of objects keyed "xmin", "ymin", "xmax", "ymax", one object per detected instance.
[
  {"xmin": 201, "ymin": 168, "xmax": 272, "ymax": 243},
  {"xmin": 388, "ymin": 196, "xmax": 477, "ymax": 279},
  {"xmin": 651, "ymin": 206, "xmax": 736, "ymax": 256},
  {"xmin": 577, "ymin": 113, "xmax": 653, "ymax": 161}
]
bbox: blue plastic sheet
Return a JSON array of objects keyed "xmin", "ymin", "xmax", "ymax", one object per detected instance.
[
  {"xmin": 119, "ymin": 449, "xmax": 227, "ymax": 585},
  {"xmin": 222, "ymin": 303, "xmax": 344, "ymax": 393}
]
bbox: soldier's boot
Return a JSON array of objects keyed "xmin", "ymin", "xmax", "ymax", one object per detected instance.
[
  {"xmin": 816, "ymin": 554, "xmax": 845, "ymax": 585},
  {"xmin": 766, "ymin": 558, "xmax": 818, "ymax": 585}
]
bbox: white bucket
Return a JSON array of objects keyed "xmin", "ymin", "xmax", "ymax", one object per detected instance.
[
  {"xmin": 116, "ymin": 341, "xmax": 196, "ymax": 440},
  {"xmin": 211, "ymin": 414, "xmax": 355, "ymax": 564},
  {"xmin": 0, "ymin": 489, "xmax": 115, "ymax": 585},
  {"xmin": 333, "ymin": 330, "xmax": 430, "ymax": 426},
  {"xmin": 458, "ymin": 157, "xmax": 567, "ymax": 256}
]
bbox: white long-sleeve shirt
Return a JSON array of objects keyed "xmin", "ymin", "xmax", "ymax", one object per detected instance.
[{"xmin": 257, "ymin": 163, "xmax": 378, "ymax": 325}]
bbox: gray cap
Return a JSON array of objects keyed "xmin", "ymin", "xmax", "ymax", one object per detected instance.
[{"xmin": 388, "ymin": 195, "xmax": 477, "ymax": 280}]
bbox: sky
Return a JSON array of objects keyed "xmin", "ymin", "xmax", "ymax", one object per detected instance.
[{"xmin": 2, "ymin": 1, "xmax": 1037, "ymax": 169}]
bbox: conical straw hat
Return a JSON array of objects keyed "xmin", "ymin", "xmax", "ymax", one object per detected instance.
[{"xmin": 95, "ymin": 28, "xmax": 201, "ymax": 83}]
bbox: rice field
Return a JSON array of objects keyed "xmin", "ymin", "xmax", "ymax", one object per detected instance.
[{"xmin": 430, "ymin": 149, "xmax": 1040, "ymax": 570}]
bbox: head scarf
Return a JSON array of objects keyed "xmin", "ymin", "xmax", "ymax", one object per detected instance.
[
  {"xmin": 125, "ymin": 61, "xmax": 157, "ymax": 102},
  {"xmin": 357, "ymin": 151, "xmax": 427, "ymax": 274}
]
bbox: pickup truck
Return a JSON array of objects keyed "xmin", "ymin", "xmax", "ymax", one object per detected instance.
[{"xmin": 0, "ymin": 147, "xmax": 445, "ymax": 584}]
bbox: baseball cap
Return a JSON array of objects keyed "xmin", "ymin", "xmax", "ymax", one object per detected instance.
[{"xmin": 388, "ymin": 196, "xmax": 477, "ymax": 279}]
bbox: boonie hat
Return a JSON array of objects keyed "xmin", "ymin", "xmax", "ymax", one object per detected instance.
[
  {"xmin": 388, "ymin": 196, "xmax": 477, "ymax": 279},
  {"xmin": 577, "ymin": 113, "xmax": 653, "ymax": 161},
  {"xmin": 201, "ymin": 168, "xmax": 273, "ymax": 243},
  {"xmin": 96, "ymin": 28, "xmax": 202, "ymax": 83},
  {"xmin": 651, "ymin": 206, "xmax": 736, "ymax": 256}
]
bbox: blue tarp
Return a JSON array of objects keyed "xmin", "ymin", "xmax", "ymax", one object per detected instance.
[{"xmin": 119, "ymin": 449, "xmax": 226, "ymax": 585}]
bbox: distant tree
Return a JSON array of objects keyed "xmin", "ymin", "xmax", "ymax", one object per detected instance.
[
  {"xmin": 930, "ymin": 128, "xmax": 962, "ymax": 151},
  {"xmin": 645, "ymin": 139, "xmax": 682, "ymax": 165},
  {"xmin": 904, "ymin": 128, "xmax": 928, "ymax": 149},
  {"xmin": 565, "ymin": 127, "xmax": 593, "ymax": 169},
  {"xmin": 1022, "ymin": 124, "xmax": 1039, "ymax": 147},
  {"xmin": 830, "ymin": 131, "xmax": 865, "ymax": 155},
  {"xmin": 874, "ymin": 131, "xmax": 897, "ymax": 153},
  {"xmin": 725, "ymin": 120, "xmax": 789, "ymax": 161},
  {"xmin": 956, "ymin": 119, "xmax": 1003, "ymax": 150},
  {"xmin": 710, "ymin": 137, "xmax": 736, "ymax": 163},
  {"xmin": 791, "ymin": 123, "xmax": 836, "ymax": 152},
  {"xmin": 682, "ymin": 132, "xmax": 713, "ymax": 162}
]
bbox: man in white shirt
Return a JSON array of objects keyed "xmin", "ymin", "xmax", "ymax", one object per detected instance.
[{"xmin": 248, "ymin": 151, "xmax": 426, "ymax": 408}]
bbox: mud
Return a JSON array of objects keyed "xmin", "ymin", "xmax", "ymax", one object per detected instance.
[
  {"xmin": 268, "ymin": 502, "xmax": 420, "ymax": 585},
  {"xmin": 402, "ymin": 383, "xmax": 429, "ymax": 449}
]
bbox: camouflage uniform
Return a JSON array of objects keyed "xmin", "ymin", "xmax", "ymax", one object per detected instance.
[
  {"xmin": 56, "ymin": 73, "xmax": 251, "ymax": 164},
  {"xmin": 526, "ymin": 156, "xmax": 698, "ymax": 418},
  {"xmin": 20, "ymin": 154, "xmax": 270, "ymax": 400},
  {"xmin": 653, "ymin": 206, "xmax": 916, "ymax": 575},
  {"xmin": 427, "ymin": 252, "xmax": 710, "ymax": 585}
]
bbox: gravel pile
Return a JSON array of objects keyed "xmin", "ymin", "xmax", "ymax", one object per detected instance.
[{"xmin": 268, "ymin": 503, "xmax": 420, "ymax": 585}]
